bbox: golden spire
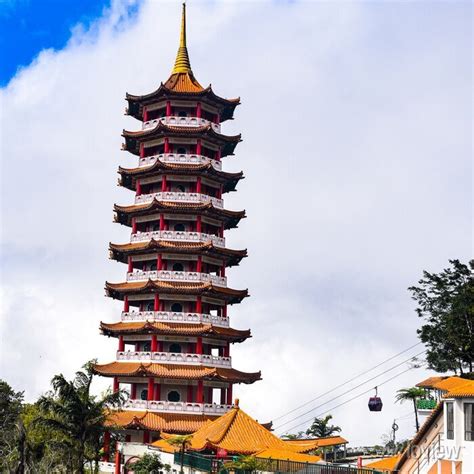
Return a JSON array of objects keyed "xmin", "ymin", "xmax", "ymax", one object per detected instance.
[{"xmin": 172, "ymin": 3, "xmax": 192, "ymax": 74}]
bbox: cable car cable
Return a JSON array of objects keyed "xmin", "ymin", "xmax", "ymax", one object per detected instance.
[
  {"xmin": 279, "ymin": 366, "xmax": 416, "ymax": 435},
  {"xmin": 273, "ymin": 341, "xmax": 423, "ymax": 422},
  {"xmin": 274, "ymin": 350, "xmax": 425, "ymax": 431}
]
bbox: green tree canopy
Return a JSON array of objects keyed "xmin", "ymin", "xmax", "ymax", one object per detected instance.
[
  {"xmin": 409, "ymin": 259, "xmax": 474, "ymax": 374},
  {"xmin": 130, "ymin": 453, "xmax": 164, "ymax": 473},
  {"xmin": 306, "ymin": 414, "xmax": 341, "ymax": 438}
]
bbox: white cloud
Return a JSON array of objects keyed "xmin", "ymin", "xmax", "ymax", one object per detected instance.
[{"xmin": 0, "ymin": 0, "xmax": 471, "ymax": 446}]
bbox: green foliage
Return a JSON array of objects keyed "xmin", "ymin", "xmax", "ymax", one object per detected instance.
[
  {"xmin": 395, "ymin": 387, "xmax": 426, "ymax": 432},
  {"xmin": 409, "ymin": 259, "xmax": 474, "ymax": 374},
  {"xmin": 130, "ymin": 453, "xmax": 164, "ymax": 473},
  {"xmin": 222, "ymin": 455, "xmax": 270, "ymax": 472},
  {"xmin": 281, "ymin": 431, "xmax": 306, "ymax": 440},
  {"xmin": 305, "ymin": 414, "xmax": 342, "ymax": 438},
  {"xmin": 166, "ymin": 434, "xmax": 193, "ymax": 474},
  {"xmin": 0, "ymin": 380, "xmax": 24, "ymax": 472}
]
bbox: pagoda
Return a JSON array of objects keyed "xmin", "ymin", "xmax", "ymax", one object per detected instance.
[{"xmin": 93, "ymin": 3, "xmax": 260, "ymax": 449}]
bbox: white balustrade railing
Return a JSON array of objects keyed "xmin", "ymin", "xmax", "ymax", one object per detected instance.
[
  {"xmin": 135, "ymin": 191, "xmax": 223, "ymax": 209},
  {"xmin": 142, "ymin": 116, "xmax": 221, "ymax": 133},
  {"xmin": 117, "ymin": 351, "xmax": 232, "ymax": 367},
  {"xmin": 123, "ymin": 399, "xmax": 233, "ymax": 416},
  {"xmin": 121, "ymin": 310, "xmax": 230, "ymax": 327},
  {"xmin": 126, "ymin": 270, "xmax": 227, "ymax": 287},
  {"xmin": 98, "ymin": 462, "xmax": 115, "ymax": 472},
  {"xmin": 130, "ymin": 230, "xmax": 225, "ymax": 248},
  {"xmin": 138, "ymin": 153, "xmax": 222, "ymax": 170}
]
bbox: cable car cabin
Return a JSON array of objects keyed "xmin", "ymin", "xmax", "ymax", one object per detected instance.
[{"xmin": 368, "ymin": 397, "xmax": 383, "ymax": 412}]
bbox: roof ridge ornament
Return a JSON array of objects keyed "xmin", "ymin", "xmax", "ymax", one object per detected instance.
[{"xmin": 172, "ymin": 3, "xmax": 193, "ymax": 74}]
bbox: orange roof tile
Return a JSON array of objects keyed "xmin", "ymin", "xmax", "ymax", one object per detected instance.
[
  {"xmin": 93, "ymin": 362, "xmax": 261, "ymax": 384},
  {"xmin": 416, "ymin": 376, "xmax": 447, "ymax": 388},
  {"xmin": 164, "ymin": 72, "xmax": 203, "ymax": 93},
  {"xmin": 106, "ymin": 410, "xmax": 215, "ymax": 434},
  {"xmin": 431, "ymin": 376, "xmax": 469, "ymax": 392},
  {"xmin": 443, "ymin": 379, "xmax": 474, "ymax": 398},
  {"xmin": 99, "ymin": 321, "xmax": 251, "ymax": 342},
  {"xmin": 366, "ymin": 455, "xmax": 400, "ymax": 471},
  {"xmin": 255, "ymin": 449, "xmax": 321, "ymax": 463},
  {"xmin": 156, "ymin": 402, "xmax": 326, "ymax": 457},
  {"xmin": 283, "ymin": 436, "xmax": 347, "ymax": 453}
]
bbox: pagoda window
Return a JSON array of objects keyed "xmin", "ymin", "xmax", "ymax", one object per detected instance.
[
  {"xmin": 177, "ymin": 147, "xmax": 187, "ymax": 154},
  {"xmin": 172, "ymin": 263, "xmax": 184, "ymax": 272},
  {"xmin": 174, "ymin": 223, "xmax": 185, "ymax": 232},
  {"xmin": 146, "ymin": 302, "xmax": 154, "ymax": 312},
  {"xmin": 175, "ymin": 184, "xmax": 186, "ymax": 193},
  {"xmin": 167, "ymin": 390, "xmax": 180, "ymax": 402},
  {"xmin": 171, "ymin": 303, "xmax": 183, "ymax": 313},
  {"xmin": 150, "ymin": 263, "xmax": 157, "ymax": 271},
  {"xmin": 169, "ymin": 343, "xmax": 182, "ymax": 353},
  {"xmin": 140, "ymin": 389, "xmax": 148, "ymax": 401},
  {"xmin": 178, "ymin": 110, "xmax": 187, "ymax": 118},
  {"xmin": 143, "ymin": 342, "xmax": 151, "ymax": 352}
]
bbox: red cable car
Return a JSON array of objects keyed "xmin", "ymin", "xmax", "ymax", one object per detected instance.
[{"xmin": 368, "ymin": 386, "xmax": 383, "ymax": 412}]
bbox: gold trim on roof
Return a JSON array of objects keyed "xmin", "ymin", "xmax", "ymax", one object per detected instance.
[{"xmin": 172, "ymin": 3, "xmax": 192, "ymax": 74}]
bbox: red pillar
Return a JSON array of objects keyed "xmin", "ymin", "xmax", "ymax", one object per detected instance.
[
  {"xmin": 222, "ymin": 304, "xmax": 227, "ymax": 318},
  {"xmin": 147, "ymin": 377, "xmax": 154, "ymax": 401},
  {"xmin": 216, "ymin": 148, "xmax": 221, "ymax": 161},
  {"xmin": 220, "ymin": 388, "xmax": 226, "ymax": 405},
  {"xmin": 207, "ymin": 387, "xmax": 213, "ymax": 403},
  {"xmin": 123, "ymin": 296, "xmax": 129, "ymax": 312},
  {"xmin": 114, "ymin": 443, "xmax": 121, "ymax": 474},
  {"xmin": 196, "ymin": 215, "xmax": 202, "ymax": 233},
  {"xmin": 197, "ymin": 381, "xmax": 204, "ymax": 403},
  {"xmin": 143, "ymin": 430, "xmax": 150, "ymax": 444},
  {"xmin": 159, "ymin": 214, "xmax": 164, "ymax": 231},
  {"xmin": 224, "ymin": 342, "xmax": 230, "ymax": 357},
  {"xmin": 197, "ymin": 256, "xmax": 202, "ymax": 273},
  {"xmin": 102, "ymin": 430, "xmax": 111, "ymax": 462},
  {"xmin": 221, "ymin": 265, "xmax": 226, "ymax": 277},
  {"xmin": 215, "ymin": 113, "xmax": 220, "ymax": 124},
  {"xmin": 226, "ymin": 384, "xmax": 233, "ymax": 405},
  {"xmin": 151, "ymin": 335, "xmax": 157, "ymax": 352},
  {"xmin": 136, "ymin": 180, "xmax": 142, "ymax": 195},
  {"xmin": 157, "ymin": 254, "xmax": 163, "ymax": 270},
  {"xmin": 127, "ymin": 257, "xmax": 133, "ymax": 273},
  {"xmin": 196, "ymin": 139, "xmax": 202, "ymax": 155},
  {"xmin": 113, "ymin": 377, "xmax": 119, "ymax": 393},
  {"xmin": 196, "ymin": 337, "xmax": 203, "ymax": 354},
  {"xmin": 143, "ymin": 107, "xmax": 148, "ymax": 122},
  {"xmin": 154, "ymin": 383, "xmax": 161, "ymax": 400},
  {"xmin": 130, "ymin": 383, "xmax": 137, "ymax": 399},
  {"xmin": 131, "ymin": 218, "xmax": 137, "ymax": 234},
  {"xmin": 164, "ymin": 137, "xmax": 170, "ymax": 153},
  {"xmin": 187, "ymin": 385, "xmax": 194, "ymax": 403},
  {"xmin": 166, "ymin": 101, "xmax": 171, "ymax": 117},
  {"xmin": 196, "ymin": 102, "xmax": 202, "ymax": 118},
  {"xmin": 118, "ymin": 336, "xmax": 125, "ymax": 352},
  {"xmin": 154, "ymin": 294, "xmax": 160, "ymax": 311},
  {"xmin": 196, "ymin": 296, "xmax": 202, "ymax": 313},
  {"xmin": 161, "ymin": 176, "xmax": 167, "ymax": 192},
  {"xmin": 139, "ymin": 143, "xmax": 144, "ymax": 158},
  {"xmin": 196, "ymin": 177, "xmax": 202, "ymax": 194}
]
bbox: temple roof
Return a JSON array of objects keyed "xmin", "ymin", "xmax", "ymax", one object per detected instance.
[
  {"xmin": 366, "ymin": 455, "xmax": 401, "ymax": 471},
  {"xmin": 443, "ymin": 379, "xmax": 474, "ymax": 398},
  {"xmin": 122, "ymin": 122, "xmax": 241, "ymax": 157},
  {"xmin": 416, "ymin": 375, "xmax": 468, "ymax": 392},
  {"xmin": 109, "ymin": 240, "xmax": 247, "ymax": 267},
  {"xmin": 282, "ymin": 436, "xmax": 348, "ymax": 453},
  {"xmin": 155, "ymin": 402, "xmax": 321, "ymax": 459},
  {"xmin": 106, "ymin": 409, "xmax": 216, "ymax": 434},
  {"xmin": 93, "ymin": 362, "xmax": 261, "ymax": 384},
  {"xmin": 100, "ymin": 321, "xmax": 251, "ymax": 342},
  {"xmin": 114, "ymin": 199, "xmax": 245, "ymax": 229},
  {"xmin": 105, "ymin": 280, "xmax": 249, "ymax": 304},
  {"xmin": 118, "ymin": 161, "xmax": 243, "ymax": 193},
  {"xmin": 125, "ymin": 5, "xmax": 239, "ymax": 122}
]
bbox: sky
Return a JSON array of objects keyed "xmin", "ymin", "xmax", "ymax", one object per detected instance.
[{"xmin": 0, "ymin": 0, "xmax": 472, "ymax": 446}]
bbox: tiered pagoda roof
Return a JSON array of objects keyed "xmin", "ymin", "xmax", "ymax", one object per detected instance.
[
  {"xmin": 122, "ymin": 122, "xmax": 241, "ymax": 157},
  {"xmin": 109, "ymin": 240, "xmax": 247, "ymax": 267},
  {"xmin": 100, "ymin": 321, "xmax": 251, "ymax": 342},
  {"xmin": 118, "ymin": 161, "xmax": 243, "ymax": 193},
  {"xmin": 105, "ymin": 280, "xmax": 248, "ymax": 304},
  {"xmin": 93, "ymin": 362, "xmax": 261, "ymax": 384},
  {"xmin": 114, "ymin": 200, "xmax": 245, "ymax": 229}
]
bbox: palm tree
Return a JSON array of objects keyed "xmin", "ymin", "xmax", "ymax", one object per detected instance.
[
  {"xmin": 35, "ymin": 361, "xmax": 126, "ymax": 473},
  {"xmin": 166, "ymin": 434, "xmax": 193, "ymax": 474},
  {"xmin": 395, "ymin": 387, "xmax": 426, "ymax": 432},
  {"xmin": 306, "ymin": 414, "xmax": 342, "ymax": 438}
]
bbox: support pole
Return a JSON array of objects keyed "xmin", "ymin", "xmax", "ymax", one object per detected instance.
[
  {"xmin": 147, "ymin": 377, "xmax": 154, "ymax": 401},
  {"xmin": 114, "ymin": 443, "xmax": 121, "ymax": 474}
]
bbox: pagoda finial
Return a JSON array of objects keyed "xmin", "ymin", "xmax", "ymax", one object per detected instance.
[{"xmin": 172, "ymin": 3, "xmax": 192, "ymax": 74}]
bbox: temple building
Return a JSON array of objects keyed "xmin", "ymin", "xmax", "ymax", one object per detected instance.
[{"xmin": 93, "ymin": 3, "xmax": 260, "ymax": 449}]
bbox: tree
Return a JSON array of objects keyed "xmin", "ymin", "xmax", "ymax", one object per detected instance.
[
  {"xmin": 0, "ymin": 380, "xmax": 24, "ymax": 473},
  {"xmin": 223, "ymin": 455, "xmax": 270, "ymax": 473},
  {"xmin": 409, "ymin": 259, "xmax": 474, "ymax": 374},
  {"xmin": 282, "ymin": 431, "xmax": 306, "ymax": 440},
  {"xmin": 306, "ymin": 414, "xmax": 341, "ymax": 438},
  {"xmin": 395, "ymin": 387, "xmax": 426, "ymax": 432},
  {"xmin": 130, "ymin": 453, "xmax": 164, "ymax": 473},
  {"xmin": 166, "ymin": 434, "xmax": 193, "ymax": 474},
  {"xmin": 35, "ymin": 361, "xmax": 126, "ymax": 473}
]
